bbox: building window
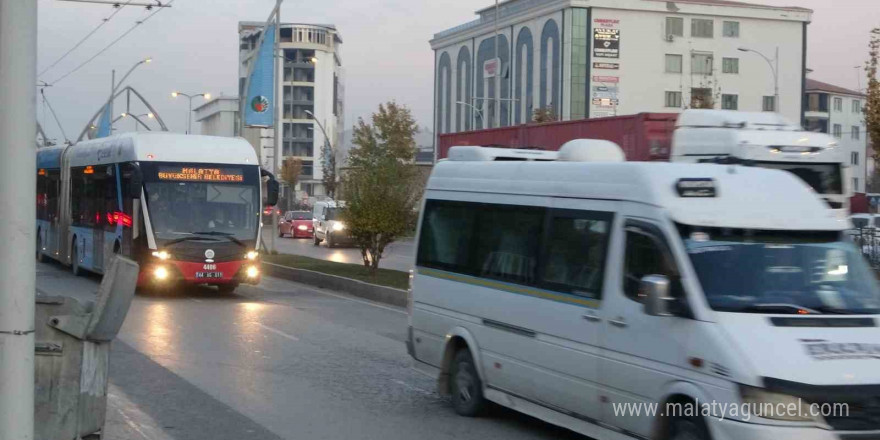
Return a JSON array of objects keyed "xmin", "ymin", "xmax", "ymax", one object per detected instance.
[
  {"xmin": 722, "ymin": 94, "xmax": 738, "ymax": 110},
  {"xmin": 763, "ymin": 96, "xmax": 776, "ymax": 112},
  {"xmin": 808, "ymin": 93, "xmax": 829, "ymax": 112},
  {"xmin": 691, "ymin": 19, "xmax": 714, "ymax": 38},
  {"xmin": 722, "ymin": 21, "xmax": 740, "ymax": 37},
  {"xmin": 722, "ymin": 57, "xmax": 739, "ymax": 74},
  {"xmin": 665, "ymin": 54, "xmax": 683, "ymax": 73},
  {"xmin": 834, "ymin": 97, "xmax": 843, "ymax": 112},
  {"xmin": 665, "ymin": 91, "xmax": 682, "ymax": 108},
  {"xmin": 852, "ymin": 152, "xmax": 860, "ymax": 166},
  {"xmin": 691, "ymin": 52, "xmax": 713, "ymax": 75},
  {"xmin": 853, "ymin": 126, "xmax": 861, "ymax": 140},
  {"xmin": 833, "ymin": 124, "xmax": 842, "ymax": 138},
  {"xmin": 691, "ymin": 88, "xmax": 712, "ymax": 109},
  {"xmin": 853, "ymin": 99, "xmax": 862, "ymax": 113},
  {"xmin": 666, "ymin": 17, "xmax": 684, "ymax": 37},
  {"xmin": 853, "ymin": 178, "xmax": 860, "ymax": 193},
  {"xmin": 301, "ymin": 161, "xmax": 314, "ymax": 178}
]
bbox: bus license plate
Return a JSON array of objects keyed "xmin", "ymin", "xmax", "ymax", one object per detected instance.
[{"xmin": 196, "ymin": 272, "xmax": 223, "ymax": 279}]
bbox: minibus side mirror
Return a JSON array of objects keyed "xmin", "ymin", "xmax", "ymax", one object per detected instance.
[
  {"xmin": 266, "ymin": 178, "xmax": 279, "ymax": 207},
  {"xmin": 642, "ymin": 275, "xmax": 673, "ymax": 317}
]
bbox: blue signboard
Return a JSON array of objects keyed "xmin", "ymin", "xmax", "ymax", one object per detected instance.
[{"xmin": 244, "ymin": 24, "xmax": 276, "ymax": 127}]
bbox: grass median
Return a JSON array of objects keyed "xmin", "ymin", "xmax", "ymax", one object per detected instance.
[{"xmin": 262, "ymin": 253, "xmax": 410, "ymax": 290}]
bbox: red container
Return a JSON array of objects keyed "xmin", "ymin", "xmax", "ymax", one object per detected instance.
[{"xmin": 437, "ymin": 113, "xmax": 679, "ymax": 161}]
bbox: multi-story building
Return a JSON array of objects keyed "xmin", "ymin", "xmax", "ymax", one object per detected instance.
[
  {"xmin": 805, "ymin": 78, "xmax": 869, "ymax": 193},
  {"xmin": 239, "ymin": 22, "xmax": 344, "ymax": 199},
  {"xmin": 431, "ymin": 0, "xmax": 810, "ymax": 137}
]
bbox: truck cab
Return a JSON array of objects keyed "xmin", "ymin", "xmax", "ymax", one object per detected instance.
[{"xmin": 671, "ymin": 110, "xmax": 848, "ymax": 216}]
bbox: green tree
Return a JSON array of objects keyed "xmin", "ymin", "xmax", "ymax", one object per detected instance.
[
  {"xmin": 344, "ymin": 102, "xmax": 420, "ymax": 273},
  {"xmin": 866, "ymin": 28, "xmax": 880, "ymax": 160}
]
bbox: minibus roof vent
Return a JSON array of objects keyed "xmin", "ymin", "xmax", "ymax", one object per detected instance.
[
  {"xmin": 447, "ymin": 146, "xmax": 559, "ymax": 161},
  {"xmin": 557, "ymin": 139, "xmax": 626, "ymax": 162}
]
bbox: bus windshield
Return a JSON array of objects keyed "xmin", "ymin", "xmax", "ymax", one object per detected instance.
[
  {"xmin": 754, "ymin": 161, "xmax": 842, "ymax": 195},
  {"xmin": 142, "ymin": 163, "xmax": 261, "ymax": 244}
]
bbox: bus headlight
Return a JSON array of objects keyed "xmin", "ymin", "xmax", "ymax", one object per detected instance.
[
  {"xmin": 154, "ymin": 266, "xmax": 169, "ymax": 281},
  {"xmin": 332, "ymin": 222, "xmax": 345, "ymax": 231},
  {"xmin": 245, "ymin": 251, "xmax": 259, "ymax": 260},
  {"xmin": 152, "ymin": 251, "xmax": 171, "ymax": 260},
  {"xmin": 246, "ymin": 266, "xmax": 260, "ymax": 278}
]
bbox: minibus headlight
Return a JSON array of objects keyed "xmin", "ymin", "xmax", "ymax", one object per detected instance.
[
  {"xmin": 739, "ymin": 385, "xmax": 817, "ymax": 422},
  {"xmin": 332, "ymin": 222, "xmax": 345, "ymax": 231},
  {"xmin": 245, "ymin": 251, "xmax": 259, "ymax": 260},
  {"xmin": 152, "ymin": 251, "xmax": 171, "ymax": 260}
]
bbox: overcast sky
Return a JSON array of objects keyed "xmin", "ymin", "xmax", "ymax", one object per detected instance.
[{"xmin": 37, "ymin": 0, "xmax": 878, "ymax": 144}]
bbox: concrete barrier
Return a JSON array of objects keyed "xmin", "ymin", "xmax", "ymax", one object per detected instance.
[{"xmin": 261, "ymin": 262, "xmax": 408, "ymax": 308}]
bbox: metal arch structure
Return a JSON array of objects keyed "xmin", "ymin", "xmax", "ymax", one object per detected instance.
[{"xmin": 76, "ymin": 86, "xmax": 170, "ymax": 143}]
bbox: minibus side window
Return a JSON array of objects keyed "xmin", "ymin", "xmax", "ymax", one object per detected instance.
[
  {"xmin": 473, "ymin": 205, "xmax": 544, "ymax": 284},
  {"xmin": 539, "ymin": 212, "xmax": 612, "ymax": 298},
  {"xmin": 623, "ymin": 229, "xmax": 681, "ymax": 303},
  {"xmin": 417, "ymin": 200, "xmax": 478, "ymax": 273}
]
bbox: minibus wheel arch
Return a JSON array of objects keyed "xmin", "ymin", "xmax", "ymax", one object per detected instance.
[
  {"xmin": 438, "ymin": 329, "xmax": 483, "ymax": 396},
  {"xmin": 655, "ymin": 393, "xmax": 713, "ymax": 440}
]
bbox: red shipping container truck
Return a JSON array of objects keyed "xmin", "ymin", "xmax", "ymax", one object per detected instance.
[{"xmin": 437, "ymin": 113, "xmax": 679, "ymax": 161}]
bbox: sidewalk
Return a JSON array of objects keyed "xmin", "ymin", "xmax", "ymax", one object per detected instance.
[{"xmin": 104, "ymin": 384, "xmax": 174, "ymax": 440}]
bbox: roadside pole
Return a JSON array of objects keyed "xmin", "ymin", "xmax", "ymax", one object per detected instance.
[
  {"xmin": 0, "ymin": 1, "xmax": 38, "ymax": 439},
  {"xmin": 270, "ymin": 1, "xmax": 281, "ymax": 254}
]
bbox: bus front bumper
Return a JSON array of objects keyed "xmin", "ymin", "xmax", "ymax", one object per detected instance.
[{"xmin": 140, "ymin": 260, "xmax": 262, "ymax": 286}]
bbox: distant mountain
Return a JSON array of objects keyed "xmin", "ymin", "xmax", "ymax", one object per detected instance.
[{"xmin": 338, "ymin": 125, "xmax": 434, "ymax": 166}]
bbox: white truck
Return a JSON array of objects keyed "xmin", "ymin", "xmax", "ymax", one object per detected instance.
[{"xmin": 671, "ymin": 110, "xmax": 848, "ymax": 217}]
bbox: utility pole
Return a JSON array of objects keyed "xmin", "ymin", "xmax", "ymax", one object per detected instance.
[
  {"xmin": 111, "ymin": 69, "xmax": 115, "ymax": 132},
  {"xmin": 270, "ymin": 0, "xmax": 281, "ymax": 254},
  {"xmin": 0, "ymin": 2, "xmax": 37, "ymax": 439},
  {"xmin": 494, "ymin": 0, "xmax": 500, "ymax": 128}
]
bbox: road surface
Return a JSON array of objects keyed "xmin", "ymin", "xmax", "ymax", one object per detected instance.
[
  {"xmin": 36, "ymin": 261, "xmax": 585, "ymax": 440},
  {"xmin": 267, "ymin": 230, "xmax": 416, "ymax": 272}
]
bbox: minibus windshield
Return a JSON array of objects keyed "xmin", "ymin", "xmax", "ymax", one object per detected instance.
[{"xmin": 680, "ymin": 226, "xmax": 880, "ymax": 315}]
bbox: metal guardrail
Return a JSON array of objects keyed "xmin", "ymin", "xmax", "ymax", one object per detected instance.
[{"xmin": 848, "ymin": 227, "xmax": 880, "ymax": 269}]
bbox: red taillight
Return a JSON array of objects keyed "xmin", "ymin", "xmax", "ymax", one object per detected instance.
[
  {"xmin": 106, "ymin": 212, "xmax": 115, "ymax": 224},
  {"xmin": 118, "ymin": 212, "xmax": 133, "ymax": 228}
]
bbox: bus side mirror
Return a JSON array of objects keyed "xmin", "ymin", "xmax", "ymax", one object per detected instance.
[
  {"xmin": 266, "ymin": 178, "xmax": 279, "ymax": 207},
  {"xmin": 130, "ymin": 166, "xmax": 143, "ymax": 199},
  {"xmin": 642, "ymin": 275, "xmax": 673, "ymax": 317}
]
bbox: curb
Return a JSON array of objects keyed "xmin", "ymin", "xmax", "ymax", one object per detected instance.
[{"xmin": 261, "ymin": 262, "xmax": 408, "ymax": 308}]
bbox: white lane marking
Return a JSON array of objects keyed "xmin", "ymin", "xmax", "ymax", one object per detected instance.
[
  {"xmin": 107, "ymin": 384, "xmax": 174, "ymax": 440},
  {"xmin": 254, "ymin": 322, "xmax": 300, "ymax": 341},
  {"xmin": 188, "ymin": 298, "xmax": 203, "ymax": 303}
]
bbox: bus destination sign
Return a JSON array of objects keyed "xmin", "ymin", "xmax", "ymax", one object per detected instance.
[{"xmin": 158, "ymin": 167, "xmax": 244, "ymax": 182}]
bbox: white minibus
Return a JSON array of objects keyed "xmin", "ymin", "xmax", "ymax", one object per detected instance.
[{"xmin": 408, "ymin": 141, "xmax": 880, "ymax": 440}]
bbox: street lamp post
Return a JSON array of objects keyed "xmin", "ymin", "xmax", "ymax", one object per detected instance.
[
  {"xmin": 171, "ymin": 91, "xmax": 211, "ymax": 134},
  {"xmin": 120, "ymin": 112, "xmax": 154, "ymax": 131},
  {"xmin": 304, "ymin": 109, "xmax": 333, "ymax": 196},
  {"xmin": 109, "ymin": 57, "xmax": 151, "ymax": 131},
  {"xmin": 738, "ymin": 47, "xmax": 779, "ymax": 112},
  {"xmin": 456, "ymin": 101, "xmax": 484, "ymax": 126}
]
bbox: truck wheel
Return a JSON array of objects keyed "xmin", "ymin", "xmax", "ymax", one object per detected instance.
[
  {"xmin": 326, "ymin": 233, "xmax": 334, "ymax": 248},
  {"xmin": 71, "ymin": 241, "xmax": 82, "ymax": 277},
  {"xmin": 450, "ymin": 349, "xmax": 487, "ymax": 417},
  {"xmin": 669, "ymin": 414, "xmax": 711, "ymax": 440},
  {"xmin": 313, "ymin": 235, "xmax": 321, "ymax": 246},
  {"xmin": 278, "ymin": 228, "xmax": 285, "ymax": 238}
]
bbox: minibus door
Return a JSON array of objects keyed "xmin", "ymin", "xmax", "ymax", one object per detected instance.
[{"xmin": 599, "ymin": 219, "xmax": 699, "ymax": 437}]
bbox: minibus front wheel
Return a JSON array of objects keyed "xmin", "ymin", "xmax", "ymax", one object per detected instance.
[
  {"xmin": 669, "ymin": 413, "xmax": 710, "ymax": 440},
  {"xmin": 450, "ymin": 349, "xmax": 486, "ymax": 417}
]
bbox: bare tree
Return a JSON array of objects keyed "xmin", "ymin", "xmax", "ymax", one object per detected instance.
[
  {"xmin": 279, "ymin": 157, "xmax": 303, "ymax": 209},
  {"xmin": 866, "ymin": 28, "xmax": 880, "ymax": 161},
  {"xmin": 532, "ymin": 106, "xmax": 558, "ymax": 123}
]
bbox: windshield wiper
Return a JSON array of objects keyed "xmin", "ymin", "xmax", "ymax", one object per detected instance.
[
  {"xmin": 191, "ymin": 231, "xmax": 246, "ymax": 247},
  {"xmin": 163, "ymin": 235, "xmax": 221, "ymax": 246},
  {"xmin": 739, "ymin": 303, "xmax": 822, "ymax": 315}
]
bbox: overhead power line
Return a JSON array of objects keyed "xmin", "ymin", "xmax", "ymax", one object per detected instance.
[
  {"xmin": 38, "ymin": 0, "xmax": 136, "ymax": 78},
  {"xmin": 46, "ymin": 0, "xmax": 176, "ymax": 86}
]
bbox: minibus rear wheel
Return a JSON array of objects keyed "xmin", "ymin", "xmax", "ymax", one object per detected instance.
[
  {"xmin": 669, "ymin": 414, "xmax": 710, "ymax": 440},
  {"xmin": 450, "ymin": 349, "xmax": 486, "ymax": 417}
]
